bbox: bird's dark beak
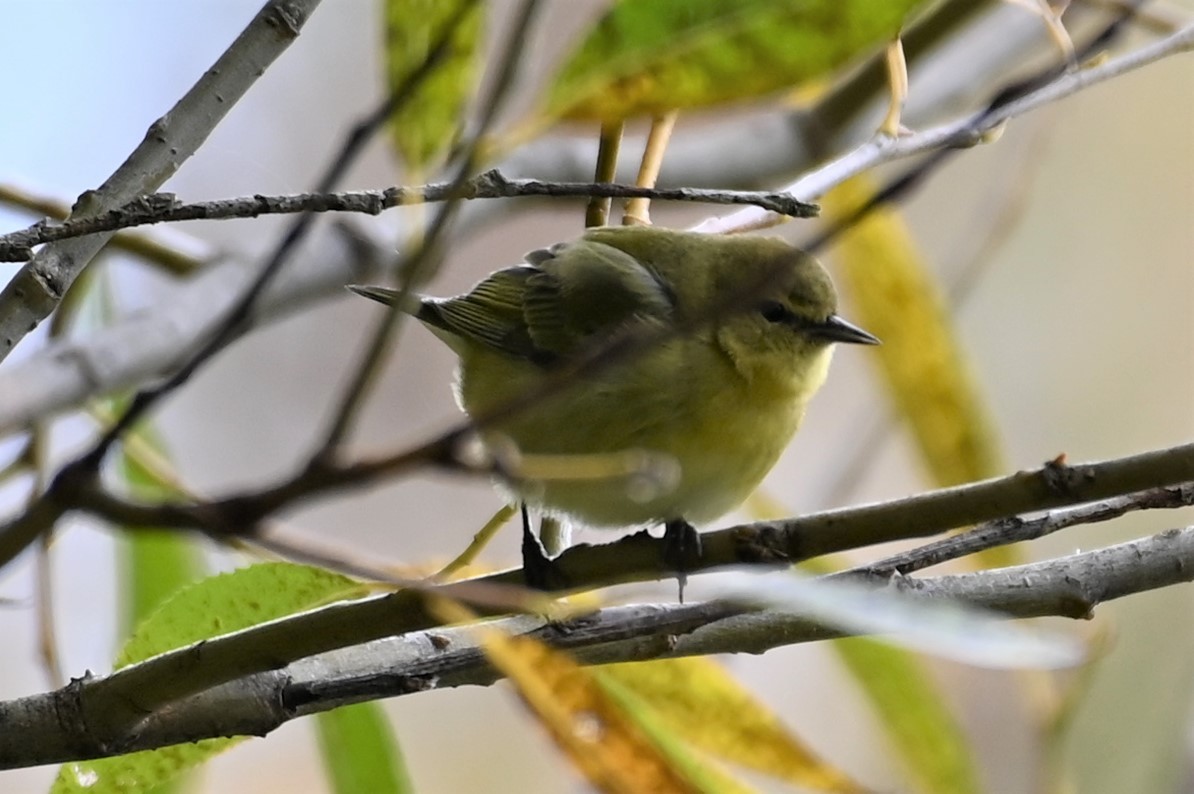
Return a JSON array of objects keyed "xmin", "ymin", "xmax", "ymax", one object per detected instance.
[{"xmin": 814, "ymin": 315, "xmax": 880, "ymax": 345}]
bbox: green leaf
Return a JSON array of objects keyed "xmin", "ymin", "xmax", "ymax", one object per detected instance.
[
  {"xmin": 52, "ymin": 563, "xmax": 370, "ymax": 794},
  {"xmin": 835, "ymin": 638, "xmax": 983, "ymax": 794},
  {"xmin": 384, "ymin": 0, "xmax": 482, "ymax": 172},
  {"xmin": 316, "ymin": 703, "xmax": 414, "ymax": 794},
  {"xmin": 117, "ymin": 429, "xmax": 203, "ymax": 631},
  {"xmin": 542, "ymin": 0, "xmax": 926, "ymax": 122},
  {"xmin": 118, "ymin": 429, "xmax": 203, "ymax": 794}
]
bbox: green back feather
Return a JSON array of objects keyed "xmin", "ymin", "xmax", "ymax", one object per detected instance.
[{"xmin": 351, "ymin": 234, "xmax": 676, "ymax": 366}]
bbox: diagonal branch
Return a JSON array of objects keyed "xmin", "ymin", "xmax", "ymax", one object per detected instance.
[
  {"xmin": 0, "ymin": 0, "xmax": 325, "ymax": 360},
  {"xmin": 694, "ymin": 19, "xmax": 1194, "ymax": 234}
]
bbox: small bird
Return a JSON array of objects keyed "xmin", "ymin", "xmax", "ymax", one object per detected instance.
[{"xmin": 349, "ymin": 226, "xmax": 877, "ymax": 585}]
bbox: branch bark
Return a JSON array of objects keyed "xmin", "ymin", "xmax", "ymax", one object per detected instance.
[
  {"xmin": 0, "ymin": 176, "xmax": 818, "ymax": 259},
  {"xmin": 4, "ymin": 523, "xmax": 1192, "ymax": 769}
]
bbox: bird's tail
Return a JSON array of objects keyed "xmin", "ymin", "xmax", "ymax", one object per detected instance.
[{"xmin": 346, "ymin": 284, "xmax": 432, "ymax": 320}]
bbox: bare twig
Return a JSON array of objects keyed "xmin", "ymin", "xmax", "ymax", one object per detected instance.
[
  {"xmin": 0, "ymin": 175, "xmax": 819, "ymax": 259},
  {"xmin": 316, "ymin": 0, "xmax": 544, "ymax": 455},
  {"xmin": 0, "ymin": 0, "xmax": 483, "ymax": 575},
  {"xmin": 0, "ymin": 452, "xmax": 1180, "ymax": 742},
  {"xmin": 859, "ymin": 484, "xmax": 1194, "ymax": 575},
  {"xmin": 0, "ymin": 8, "xmax": 1178, "ymax": 582},
  {"xmin": 80, "ymin": 0, "xmax": 482, "ymax": 472},
  {"xmin": 0, "ymin": 183, "xmax": 211, "ymax": 276}
]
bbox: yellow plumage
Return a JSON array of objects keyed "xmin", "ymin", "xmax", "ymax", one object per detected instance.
[{"xmin": 350, "ymin": 225, "xmax": 875, "ymax": 531}]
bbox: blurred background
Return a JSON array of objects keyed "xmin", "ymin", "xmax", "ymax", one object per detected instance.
[{"xmin": 0, "ymin": 1, "xmax": 1192, "ymax": 792}]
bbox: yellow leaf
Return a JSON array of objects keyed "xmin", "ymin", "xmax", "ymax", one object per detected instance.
[
  {"xmin": 481, "ymin": 630, "xmax": 718, "ymax": 793},
  {"xmin": 835, "ymin": 638, "xmax": 983, "ymax": 794},
  {"xmin": 823, "ymin": 175, "xmax": 1014, "ymax": 568},
  {"xmin": 598, "ymin": 657, "xmax": 869, "ymax": 793},
  {"xmin": 746, "ymin": 493, "xmax": 984, "ymax": 794}
]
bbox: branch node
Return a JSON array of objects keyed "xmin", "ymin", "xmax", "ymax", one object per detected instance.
[
  {"xmin": 474, "ymin": 168, "xmax": 511, "ymax": 196},
  {"xmin": 732, "ymin": 524, "xmax": 790, "ymax": 564},
  {"xmin": 265, "ymin": 1, "xmax": 305, "ymax": 37},
  {"xmin": 1041, "ymin": 454, "xmax": 1095, "ymax": 497}
]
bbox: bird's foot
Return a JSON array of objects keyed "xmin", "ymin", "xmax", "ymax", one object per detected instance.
[
  {"xmin": 521, "ymin": 506, "xmax": 568, "ymax": 590},
  {"xmin": 662, "ymin": 518, "xmax": 703, "ymax": 603}
]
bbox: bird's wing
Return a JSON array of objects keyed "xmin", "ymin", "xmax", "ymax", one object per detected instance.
[
  {"xmin": 523, "ymin": 239, "xmax": 674, "ymax": 358},
  {"xmin": 421, "ymin": 265, "xmax": 542, "ymax": 360},
  {"xmin": 426, "ymin": 240, "xmax": 674, "ymax": 364}
]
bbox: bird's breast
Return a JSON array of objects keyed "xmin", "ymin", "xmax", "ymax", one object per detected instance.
[{"xmin": 457, "ymin": 340, "xmax": 819, "ymax": 527}]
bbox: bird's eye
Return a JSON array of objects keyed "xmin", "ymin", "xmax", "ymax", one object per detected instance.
[{"xmin": 759, "ymin": 302, "xmax": 793, "ymax": 324}]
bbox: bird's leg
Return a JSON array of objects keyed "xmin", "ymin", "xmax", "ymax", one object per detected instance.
[
  {"xmin": 662, "ymin": 518, "xmax": 703, "ymax": 602},
  {"xmin": 521, "ymin": 504, "xmax": 566, "ymax": 590},
  {"xmin": 538, "ymin": 515, "xmax": 570, "ymax": 557}
]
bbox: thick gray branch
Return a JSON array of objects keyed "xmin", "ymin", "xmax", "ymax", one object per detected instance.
[
  {"xmin": 0, "ymin": 0, "xmax": 323, "ymax": 360},
  {"xmin": 1, "ymin": 444, "xmax": 1191, "ymax": 750}
]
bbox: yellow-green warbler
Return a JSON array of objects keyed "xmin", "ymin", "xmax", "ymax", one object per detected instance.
[{"xmin": 350, "ymin": 226, "xmax": 876, "ymax": 581}]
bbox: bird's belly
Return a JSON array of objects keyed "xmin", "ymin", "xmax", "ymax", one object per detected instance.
[{"xmin": 463, "ymin": 348, "xmax": 803, "ymax": 528}]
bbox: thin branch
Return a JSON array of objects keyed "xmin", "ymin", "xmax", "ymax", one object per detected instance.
[
  {"xmin": 0, "ymin": 0, "xmax": 482, "ymax": 575},
  {"xmin": 78, "ymin": 0, "xmax": 481, "ymax": 474},
  {"xmin": 0, "ymin": 175, "xmax": 819, "ymax": 259},
  {"xmin": 0, "ymin": 0, "xmax": 324, "ymax": 359},
  {"xmin": 693, "ymin": 19, "xmax": 1194, "ymax": 233},
  {"xmin": 5, "ymin": 524, "xmax": 1194, "ymax": 768},
  {"xmin": 316, "ymin": 0, "xmax": 544, "ymax": 455},
  {"xmin": 0, "ymin": 6, "xmax": 1179, "ymax": 583},
  {"xmin": 859, "ymin": 484, "xmax": 1194, "ymax": 576},
  {"xmin": 0, "ymin": 183, "xmax": 212, "ymax": 276}
]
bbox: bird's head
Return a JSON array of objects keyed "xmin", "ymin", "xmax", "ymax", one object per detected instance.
[{"xmin": 708, "ymin": 239, "xmax": 878, "ymax": 388}]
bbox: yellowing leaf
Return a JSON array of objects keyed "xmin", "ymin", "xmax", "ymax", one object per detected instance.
[
  {"xmin": 480, "ymin": 630, "xmax": 718, "ymax": 793},
  {"xmin": 384, "ymin": 0, "xmax": 482, "ymax": 172},
  {"xmin": 542, "ymin": 0, "xmax": 926, "ymax": 122},
  {"xmin": 597, "ymin": 657, "xmax": 868, "ymax": 792},
  {"xmin": 53, "ymin": 564, "xmax": 371, "ymax": 794},
  {"xmin": 747, "ymin": 495, "xmax": 985, "ymax": 794},
  {"xmin": 823, "ymin": 176, "xmax": 1014, "ymax": 568}
]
